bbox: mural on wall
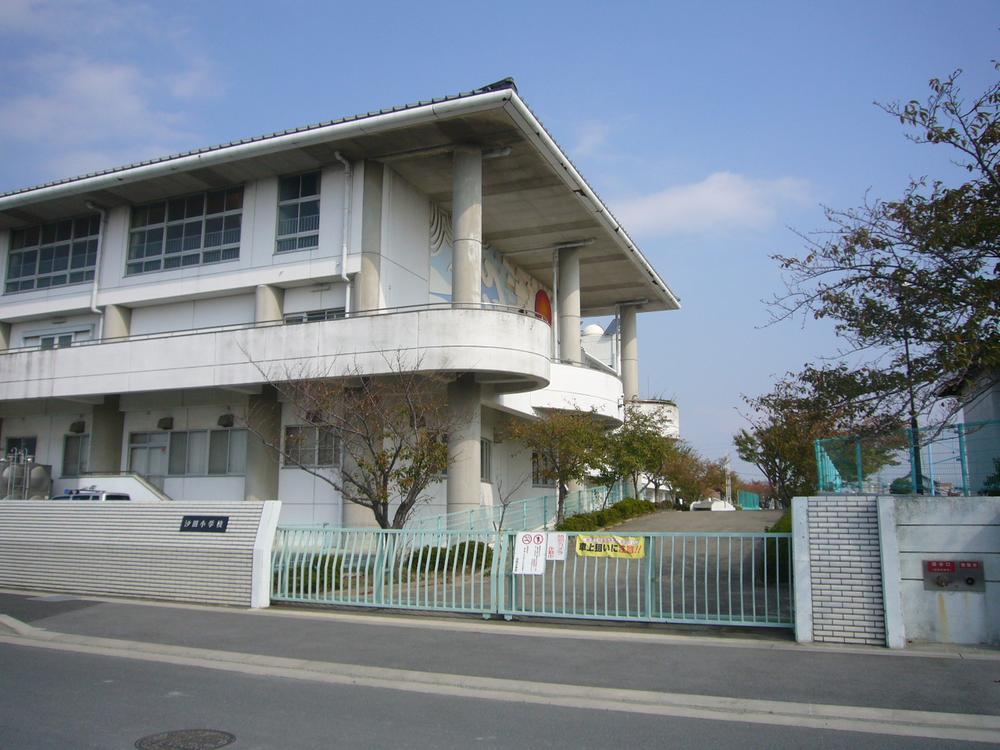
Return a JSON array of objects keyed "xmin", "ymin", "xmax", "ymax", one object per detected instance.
[{"xmin": 428, "ymin": 203, "xmax": 551, "ymax": 313}]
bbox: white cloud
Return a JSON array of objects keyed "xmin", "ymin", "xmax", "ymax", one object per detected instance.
[
  {"xmin": 615, "ymin": 171, "xmax": 812, "ymax": 236},
  {"xmin": 0, "ymin": 1, "xmax": 216, "ymax": 183},
  {"xmin": 572, "ymin": 121, "xmax": 611, "ymax": 158}
]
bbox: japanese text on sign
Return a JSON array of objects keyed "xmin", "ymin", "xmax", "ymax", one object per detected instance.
[
  {"xmin": 179, "ymin": 515, "xmax": 230, "ymax": 533},
  {"xmin": 575, "ymin": 535, "xmax": 645, "ymax": 558},
  {"xmin": 513, "ymin": 532, "xmax": 546, "ymax": 575},
  {"xmin": 546, "ymin": 533, "xmax": 568, "ymax": 561}
]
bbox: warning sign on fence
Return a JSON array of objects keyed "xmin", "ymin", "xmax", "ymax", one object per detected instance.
[
  {"xmin": 575, "ymin": 535, "xmax": 645, "ymax": 559},
  {"xmin": 513, "ymin": 532, "xmax": 546, "ymax": 575},
  {"xmin": 546, "ymin": 532, "xmax": 568, "ymax": 561}
]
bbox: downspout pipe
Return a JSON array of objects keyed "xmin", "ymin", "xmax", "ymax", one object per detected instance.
[
  {"xmin": 333, "ymin": 151, "xmax": 353, "ymax": 313},
  {"xmin": 85, "ymin": 201, "xmax": 106, "ymax": 340}
]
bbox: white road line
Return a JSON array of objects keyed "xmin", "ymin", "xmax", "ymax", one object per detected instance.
[{"xmin": 1, "ymin": 623, "xmax": 998, "ymax": 744}]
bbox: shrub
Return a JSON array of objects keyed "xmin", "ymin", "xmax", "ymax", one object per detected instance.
[
  {"xmin": 406, "ymin": 541, "xmax": 493, "ymax": 573},
  {"xmin": 554, "ymin": 498, "xmax": 656, "ymax": 531},
  {"xmin": 273, "ymin": 553, "xmax": 342, "ymax": 593}
]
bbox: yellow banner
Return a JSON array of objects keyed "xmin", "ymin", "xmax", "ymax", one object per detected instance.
[{"xmin": 575, "ymin": 535, "xmax": 645, "ymax": 559}]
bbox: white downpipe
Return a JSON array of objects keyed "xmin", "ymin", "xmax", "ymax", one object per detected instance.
[
  {"xmin": 85, "ymin": 201, "xmax": 106, "ymax": 340},
  {"xmin": 333, "ymin": 151, "xmax": 353, "ymax": 313}
]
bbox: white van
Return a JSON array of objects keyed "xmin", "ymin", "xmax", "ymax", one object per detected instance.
[{"xmin": 50, "ymin": 489, "xmax": 131, "ymax": 502}]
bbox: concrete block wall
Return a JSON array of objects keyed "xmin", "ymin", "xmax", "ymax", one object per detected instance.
[
  {"xmin": 797, "ymin": 496, "xmax": 886, "ymax": 646},
  {"xmin": 0, "ymin": 501, "xmax": 280, "ymax": 607}
]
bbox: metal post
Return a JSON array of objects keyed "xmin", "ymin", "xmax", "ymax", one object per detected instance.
[
  {"xmin": 957, "ymin": 423, "xmax": 970, "ymax": 496},
  {"xmin": 855, "ymin": 438, "xmax": 864, "ymax": 493},
  {"xmin": 907, "ymin": 428, "xmax": 919, "ymax": 494}
]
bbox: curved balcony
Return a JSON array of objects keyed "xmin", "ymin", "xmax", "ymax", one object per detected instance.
[
  {"xmin": 0, "ymin": 303, "xmax": 552, "ymax": 401},
  {"xmin": 492, "ymin": 361, "xmax": 624, "ymax": 422}
]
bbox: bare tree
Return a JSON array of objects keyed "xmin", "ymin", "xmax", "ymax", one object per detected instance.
[
  {"xmin": 492, "ymin": 471, "xmax": 530, "ymax": 531},
  {"xmin": 245, "ymin": 352, "xmax": 454, "ymax": 529}
]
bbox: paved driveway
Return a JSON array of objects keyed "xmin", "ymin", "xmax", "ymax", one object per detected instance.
[{"xmin": 611, "ymin": 508, "xmax": 785, "ymax": 533}]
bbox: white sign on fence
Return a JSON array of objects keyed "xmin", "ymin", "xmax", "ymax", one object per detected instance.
[
  {"xmin": 513, "ymin": 532, "xmax": 546, "ymax": 575},
  {"xmin": 546, "ymin": 532, "xmax": 568, "ymax": 561}
]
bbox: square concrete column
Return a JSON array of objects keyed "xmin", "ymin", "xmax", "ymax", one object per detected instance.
[
  {"xmin": 88, "ymin": 396, "xmax": 124, "ymax": 473},
  {"xmin": 102, "ymin": 304, "xmax": 131, "ymax": 340},
  {"xmin": 446, "ymin": 374, "xmax": 481, "ymax": 521},
  {"xmin": 245, "ymin": 387, "xmax": 281, "ymax": 503},
  {"xmin": 620, "ymin": 304, "xmax": 639, "ymax": 401},
  {"xmin": 451, "ymin": 146, "xmax": 482, "ymax": 305},
  {"xmin": 557, "ymin": 247, "xmax": 582, "ymax": 364},
  {"xmin": 357, "ymin": 160, "xmax": 384, "ymax": 312},
  {"xmin": 255, "ymin": 284, "xmax": 285, "ymax": 323}
]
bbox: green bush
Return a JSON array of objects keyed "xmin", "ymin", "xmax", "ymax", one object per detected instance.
[
  {"xmin": 273, "ymin": 553, "xmax": 342, "ymax": 593},
  {"xmin": 554, "ymin": 498, "xmax": 656, "ymax": 531},
  {"xmin": 764, "ymin": 510, "xmax": 792, "ymax": 583},
  {"xmin": 406, "ymin": 541, "xmax": 493, "ymax": 573}
]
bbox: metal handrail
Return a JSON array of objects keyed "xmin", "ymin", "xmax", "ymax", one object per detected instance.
[{"xmin": 0, "ymin": 301, "xmax": 550, "ymax": 355}]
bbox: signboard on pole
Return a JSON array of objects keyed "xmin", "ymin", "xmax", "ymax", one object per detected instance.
[
  {"xmin": 575, "ymin": 535, "xmax": 645, "ymax": 558},
  {"xmin": 513, "ymin": 532, "xmax": 546, "ymax": 574}
]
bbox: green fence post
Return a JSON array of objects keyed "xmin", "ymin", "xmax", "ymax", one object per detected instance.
[
  {"xmin": 814, "ymin": 440, "xmax": 824, "ymax": 491},
  {"xmin": 543, "ymin": 496, "xmax": 548, "ymax": 530},
  {"xmin": 644, "ymin": 534, "xmax": 654, "ymax": 620},
  {"xmin": 957, "ymin": 423, "xmax": 970, "ymax": 496}
]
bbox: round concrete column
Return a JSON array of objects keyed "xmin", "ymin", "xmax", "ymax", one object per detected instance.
[
  {"xmin": 446, "ymin": 374, "xmax": 482, "ymax": 523},
  {"xmin": 0, "ymin": 322, "xmax": 10, "ymax": 351},
  {"xmin": 620, "ymin": 305, "xmax": 639, "ymax": 401},
  {"xmin": 102, "ymin": 304, "xmax": 131, "ymax": 340},
  {"xmin": 254, "ymin": 284, "xmax": 284, "ymax": 323},
  {"xmin": 452, "ymin": 146, "xmax": 482, "ymax": 305},
  {"xmin": 557, "ymin": 247, "xmax": 582, "ymax": 364}
]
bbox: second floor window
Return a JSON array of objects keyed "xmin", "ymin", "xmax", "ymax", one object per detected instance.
[
  {"xmin": 5, "ymin": 215, "xmax": 99, "ymax": 294},
  {"xmin": 276, "ymin": 172, "xmax": 320, "ymax": 253},
  {"xmin": 127, "ymin": 188, "xmax": 243, "ymax": 275}
]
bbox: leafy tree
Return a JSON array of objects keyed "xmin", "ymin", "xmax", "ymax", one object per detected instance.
[
  {"xmin": 246, "ymin": 354, "xmax": 453, "ymax": 529},
  {"xmin": 592, "ymin": 403, "xmax": 666, "ymax": 501},
  {"xmin": 505, "ymin": 409, "xmax": 608, "ymax": 525},
  {"xmin": 770, "ymin": 65, "xmax": 1000, "ymax": 429},
  {"xmin": 646, "ymin": 438, "xmax": 711, "ymax": 506}
]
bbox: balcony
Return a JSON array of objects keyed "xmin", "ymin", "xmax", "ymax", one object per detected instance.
[
  {"xmin": 0, "ymin": 303, "xmax": 552, "ymax": 402},
  {"xmin": 492, "ymin": 361, "xmax": 624, "ymax": 422}
]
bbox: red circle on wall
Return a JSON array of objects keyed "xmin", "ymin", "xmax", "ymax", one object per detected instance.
[{"xmin": 534, "ymin": 290, "xmax": 552, "ymax": 323}]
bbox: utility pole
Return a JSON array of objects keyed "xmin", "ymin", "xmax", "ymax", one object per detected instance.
[{"xmin": 724, "ymin": 455, "xmax": 732, "ymax": 505}]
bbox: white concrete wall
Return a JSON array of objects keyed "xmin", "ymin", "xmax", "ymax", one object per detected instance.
[
  {"xmin": 493, "ymin": 362, "xmax": 623, "ymax": 422},
  {"xmin": 0, "ymin": 500, "xmax": 279, "ymax": 607},
  {"xmin": 9, "ymin": 312, "xmax": 100, "ymax": 347},
  {"xmin": 283, "ymin": 282, "xmax": 348, "ymax": 316},
  {"xmin": 130, "ymin": 294, "xmax": 255, "ymax": 336},
  {"xmin": 276, "ymin": 401, "xmax": 341, "ymax": 525},
  {"xmin": 380, "ymin": 168, "xmax": 431, "ymax": 308},
  {"xmin": 889, "ymin": 496, "xmax": 999, "ymax": 645}
]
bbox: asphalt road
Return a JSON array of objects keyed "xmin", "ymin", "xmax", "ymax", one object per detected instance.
[
  {"xmin": 613, "ymin": 508, "xmax": 785, "ymax": 532},
  {"xmin": 1, "ymin": 590, "xmax": 998, "ymax": 749}
]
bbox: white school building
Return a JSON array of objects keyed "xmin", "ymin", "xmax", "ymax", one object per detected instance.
[{"xmin": 0, "ymin": 80, "xmax": 680, "ymax": 526}]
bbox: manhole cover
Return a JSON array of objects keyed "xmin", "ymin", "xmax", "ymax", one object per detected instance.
[{"xmin": 135, "ymin": 729, "xmax": 236, "ymax": 750}]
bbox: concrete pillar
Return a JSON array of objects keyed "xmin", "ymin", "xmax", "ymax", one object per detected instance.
[
  {"xmin": 102, "ymin": 304, "xmax": 131, "ymax": 340},
  {"xmin": 446, "ymin": 374, "xmax": 481, "ymax": 522},
  {"xmin": 557, "ymin": 247, "xmax": 582, "ymax": 364},
  {"xmin": 620, "ymin": 305, "xmax": 639, "ymax": 401},
  {"xmin": 0, "ymin": 321, "xmax": 10, "ymax": 351},
  {"xmin": 451, "ymin": 146, "xmax": 482, "ymax": 305},
  {"xmin": 254, "ymin": 284, "xmax": 284, "ymax": 323},
  {"xmin": 244, "ymin": 387, "xmax": 281, "ymax": 503},
  {"xmin": 357, "ymin": 160, "xmax": 384, "ymax": 311},
  {"xmin": 88, "ymin": 395, "xmax": 124, "ymax": 473}
]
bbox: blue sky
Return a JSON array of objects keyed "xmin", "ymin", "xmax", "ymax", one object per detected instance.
[{"xmin": 0, "ymin": 0, "xmax": 996, "ymax": 478}]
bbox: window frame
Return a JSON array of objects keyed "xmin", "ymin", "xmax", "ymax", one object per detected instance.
[
  {"xmin": 531, "ymin": 451, "xmax": 557, "ymax": 488},
  {"xmin": 480, "ymin": 438, "xmax": 492, "ymax": 483},
  {"xmin": 129, "ymin": 429, "xmax": 247, "ymax": 477},
  {"xmin": 126, "ymin": 188, "xmax": 244, "ymax": 276},
  {"xmin": 5, "ymin": 436, "xmax": 38, "ymax": 459},
  {"xmin": 275, "ymin": 172, "xmax": 321, "ymax": 254},
  {"xmin": 62, "ymin": 434, "xmax": 90, "ymax": 477},
  {"xmin": 283, "ymin": 424, "xmax": 341, "ymax": 468},
  {"xmin": 5, "ymin": 214, "xmax": 100, "ymax": 295}
]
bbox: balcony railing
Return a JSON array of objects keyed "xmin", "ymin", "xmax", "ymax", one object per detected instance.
[{"xmin": 0, "ymin": 301, "xmax": 550, "ymax": 356}]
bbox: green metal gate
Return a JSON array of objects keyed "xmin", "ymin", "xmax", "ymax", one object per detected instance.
[{"xmin": 271, "ymin": 527, "xmax": 793, "ymax": 628}]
